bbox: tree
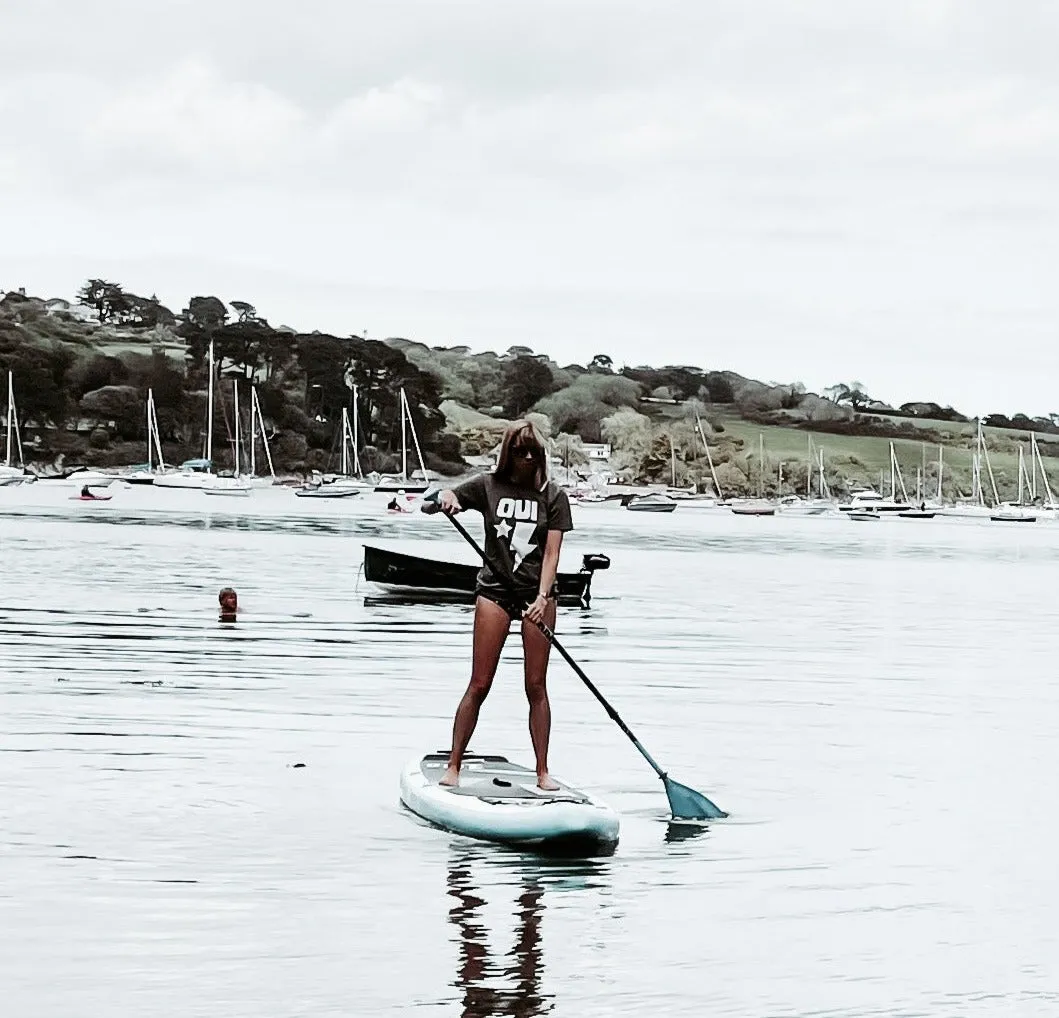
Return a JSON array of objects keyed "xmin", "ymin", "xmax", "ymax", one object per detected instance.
[
  {"xmin": 589, "ymin": 353, "xmax": 613, "ymax": 372},
  {"xmin": 703, "ymin": 372, "xmax": 734, "ymax": 403},
  {"xmin": 230, "ymin": 301, "xmax": 257, "ymax": 323},
  {"xmin": 501, "ymin": 355, "xmax": 555, "ymax": 417},
  {"xmin": 79, "ymin": 385, "xmax": 143, "ymax": 441},
  {"xmin": 826, "ymin": 381, "xmax": 871, "ymax": 410},
  {"xmin": 77, "ymin": 279, "xmax": 130, "ymax": 324},
  {"xmin": 534, "ymin": 373, "xmax": 642, "ymax": 441},
  {"xmin": 0, "ymin": 326, "xmax": 74, "ymax": 426},
  {"xmin": 68, "ymin": 354, "xmax": 129, "ymax": 399},
  {"xmin": 179, "ymin": 296, "xmax": 229, "ymax": 370}
]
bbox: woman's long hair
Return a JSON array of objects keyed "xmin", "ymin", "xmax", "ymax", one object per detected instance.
[{"xmin": 494, "ymin": 420, "xmax": 549, "ymax": 491}]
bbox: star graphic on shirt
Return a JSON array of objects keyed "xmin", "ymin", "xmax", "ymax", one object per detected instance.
[
  {"xmin": 510, "ymin": 522, "xmax": 537, "ymax": 572},
  {"xmin": 494, "ymin": 519, "xmax": 512, "ymax": 539}
]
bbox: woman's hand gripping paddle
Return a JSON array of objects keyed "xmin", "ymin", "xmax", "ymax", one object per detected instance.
[{"xmin": 422, "ymin": 494, "xmax": 727, "ymax": 821}]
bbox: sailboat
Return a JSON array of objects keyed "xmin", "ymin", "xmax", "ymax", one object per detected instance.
[
  {"xmin": 731, "ymin": 434, "xmax": 775, "ymax": 515},
  {"xmin": 1, "ymin": 370, "xmax": 28, "ymax": 485},
  {"xmin": 840, "ymin": 442, "xmax": 911, "ymax": 513},
  {"xmin": 125, "ymin": 389, "xmax": 168, "ymax": 484},
  {"xmin": 203, "ymin": 378, "xmax": 252, "ymax": 496},
  {"xmin": 154, "ymin": 340, "xmax": 218, "ymax": 489},
  {"xmin": 1030, "ymin": 433, "xmax": 1059, "ymax": 518},
  {"xmin": 245, "ymin": 385, "xmax": 278, "ymax": 488},
  {"xmin": 778, "ymin": 436, "xmax": 832, "ymax": 515},
  {"xmin": 374, "ymin": 388, "xmax": 431, "ymax": 493}
]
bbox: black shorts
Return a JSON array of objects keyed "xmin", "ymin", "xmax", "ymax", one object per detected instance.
[{"xmin": 476, "ymin": 586, "xmax": 557, "ymax": 620}]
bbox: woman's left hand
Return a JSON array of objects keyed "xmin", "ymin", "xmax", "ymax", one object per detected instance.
[{"xmin": 523, "ymin": 594, "xmax": 549, "ymax": 624}]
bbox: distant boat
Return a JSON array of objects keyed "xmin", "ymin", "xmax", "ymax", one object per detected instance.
[
  {"xmin": 202, "ymin": 378, "xmax": 253, "ymax": 497},
  {"xmin": 625, "ymin": 493, "xmax": 677, "ymax": 513},
  {"xmin": 990, "ymin": 506, "xmax": 1037, "ymax": 524},
  {"xmin": 374, "ymin": 388, "xmax": 431, "ymax": 493},
  {"xmin": 898, "ymin": 508, "xmax": 936, "ymax": 520},
  {"xmin": 294, "ymin": 484, "xmax": 360, "ymax": 499},
  {"xmin": 848, "ymin": 509, "xmax": 881, "ymax": 521},
  {"xmin": 731, "ymin": 502, "xmax": 775, "ymax": 517},
  {"xmin": 1, "ymin": 370, "xmax": 29, "ymax": 484}
]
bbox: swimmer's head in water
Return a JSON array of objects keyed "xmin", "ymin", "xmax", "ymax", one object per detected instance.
[{"xmin": 219, "ymin": 587, "xmax": 238, "ymax": 613}]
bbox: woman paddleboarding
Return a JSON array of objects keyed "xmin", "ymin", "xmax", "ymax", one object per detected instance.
[{"xmin": 436, "ymin": 420, "xmax": 573, "ymax": 791}]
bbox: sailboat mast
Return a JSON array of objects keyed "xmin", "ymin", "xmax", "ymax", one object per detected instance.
[
  {"xmin": 400, "ymin": 389, "xmax": 408, "ymax": 481},
  {"xmin": 234, "ymin": 379, "xmax": 241, "ymax": 477},
  {"xmin": 1032, "ymin": 433, "xmax": 1056, "ymax": 505},
  {"xmin": 1031, "ymin": 435, "xmax": 1038, "ymax": 500},
  {"xmin": 401, "ymin": 388, "xmax": 430, "ymax": 483},
  {"xmin": 4, "ymin": 371, "xmax": 12, "ymax": 468},
  {"xmin": 890, "ymin": 442, "xmax": 896, "ymax": 501},
  {"xmin": 979, "ymin": 422, "xmax": 1000, "ymax": 506},
  {"xmin": 694, "ymin": 412, "xmax": 722, "ymax": 499},
  {"xmin": 758, "ymin": 433, "xmax": 764, "ymax": 498},
  {"xmin": 146, "ymin": 389, "xmax": 154, "ymax": 473},
  {"xmin": 1018, "ymin": 447, "xmax": 1025, "ymax": 504},
  {"xmin": 341, "ymin": 408, "xmax": 349, "ymax": 476},
  {"xmin": 254, "ymin": 389, "xmax": 275, "ymax": 480},
  {"xmin": 352, "ymin": 386, "xmax": 362, "ymax": 476},
  {"xmin": 250, "ymin": 387, "xmax": 257, "ymax": 478},
  {"xmin": 937, "ymin": 446, "xmax": 944, "ymax": 501},
  {"xmin": 806, "ymin": 435, "xmax": 812, "ymax": 498},
  {"xmin": 152, "ymin": 396, "xmax": 165, "ymax": 470},
  {"xmin": 206, "ymin": 340, "xmax": 215, "ymax": 467}
]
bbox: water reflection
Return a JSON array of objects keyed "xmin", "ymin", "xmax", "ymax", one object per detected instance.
[
  {"xmin": 447, "ymin": 850, "xmax": 552, "ymax": 1017},
  {"xmin": 446, "ymin": 847, "xmax": 609, "ymax": 1017}
]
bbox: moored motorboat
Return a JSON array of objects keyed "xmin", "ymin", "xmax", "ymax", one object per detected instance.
[
  {"xmin": 990, "ymin": 508, "xmax": 1037, "ymax": 523},
  {"xmin": 731, "ymin": 501, "xmax": 775, "ymax": 517},
  {"xmin": 848, "ymin": 509, "xmax": 881, "ymax": 521},
  {"xmin": 362, "ymin": 544, "xmax": 609, "ymax": 608},
  {"xmin": 202, "ymin": 475, "xmax": 252, "ymax": 497},
  {"xmin": 899, "ymin": 509, "xmax": 936, "ymax": 519},
  {"xmin": 294, "ymin": 484, "xmax": 360, "ymax": 499},
  {"xmin": 399, "ymin": 753, "xmax": 619, "ymax": 857},
  {"xmin": 625, "ymin": 493, "xmax": 677, "ymax": 513}
]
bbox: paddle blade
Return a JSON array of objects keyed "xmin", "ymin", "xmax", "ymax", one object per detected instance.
[{"xmin": 663, "ymin": 775, "xmax": 727, "ymax": 820}]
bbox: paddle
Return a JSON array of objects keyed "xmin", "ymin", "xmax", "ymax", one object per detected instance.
[{"xmin": 422, "ymin": 496, "xmax": 727, "ymax": 821}]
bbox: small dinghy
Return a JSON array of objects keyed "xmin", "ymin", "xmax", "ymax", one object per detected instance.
[
  {"xmin": 400, "ymin": 753, "xmax": 619, "ymax": 857},
  {"xmin": 294, "ymin": 485, "xmax": 360, "ymax": 499}
]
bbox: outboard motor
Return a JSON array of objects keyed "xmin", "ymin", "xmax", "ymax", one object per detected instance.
[{"xmin": 581, "ymin": 553, "xmax": 611, "ymax": 573}]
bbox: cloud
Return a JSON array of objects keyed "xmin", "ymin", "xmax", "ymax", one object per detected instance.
[{"xmin": 3, "ymin": 1, "xmax": 1059, "ymax": 413}]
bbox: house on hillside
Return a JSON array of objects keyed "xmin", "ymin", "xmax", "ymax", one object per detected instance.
[
  {"xmin": 582, "ymin": 442, "xmax": 611, "ymax": 461},
  {"xmin": 44, "ymin": 298, "xmax": 98, "ymax": 323}
]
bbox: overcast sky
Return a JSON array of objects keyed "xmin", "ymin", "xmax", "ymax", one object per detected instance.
[{"xmin": 2, "ymin": 1, "xmax": 1057, "ymax": 415}]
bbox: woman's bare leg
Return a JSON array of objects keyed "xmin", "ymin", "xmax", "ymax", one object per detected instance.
[
  {"xmin": 522, "ymin": 599, "xmax": 559, "ymax": 790},
  {"xmin": 440, "ymin": 597, "xmax": 513, "ymax": 786}
]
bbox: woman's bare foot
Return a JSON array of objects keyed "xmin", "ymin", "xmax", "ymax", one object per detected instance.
[
  {"xmin": 537, "ymin": 773, "xmax": 560, "ymax": 791},
  {"xmin": 439, "ymin": 764, "xmax": 460, "ymax": 787}
]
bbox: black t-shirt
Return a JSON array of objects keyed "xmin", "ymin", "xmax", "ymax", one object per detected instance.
[{"xmin": 451, "ymin": 473, "xmax": 574, "ymax": 596}]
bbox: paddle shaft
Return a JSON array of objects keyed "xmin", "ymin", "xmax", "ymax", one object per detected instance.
[{"xmin": 435, "ymin": 507, "xmax": 669, "ymax": 782}]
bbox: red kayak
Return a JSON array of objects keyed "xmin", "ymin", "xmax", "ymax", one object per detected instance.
[{"xmin": 70, "ymin": 494, "xmax": 112, "ymax": 502}]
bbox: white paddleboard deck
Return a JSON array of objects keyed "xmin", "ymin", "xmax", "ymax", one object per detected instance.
[{"xmin": 400, "ymin": 752, "xmax": 620, "ymax": 856}]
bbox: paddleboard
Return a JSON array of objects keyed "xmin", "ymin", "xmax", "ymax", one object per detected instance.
[{"xmin": 400, "ymin": 752, "xmax": 619, "ymax": 857}]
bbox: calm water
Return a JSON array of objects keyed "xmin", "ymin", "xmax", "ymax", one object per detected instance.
[{"xmin": 2, "ymin": 486, "xmax": 1058, "ymax": 1017}]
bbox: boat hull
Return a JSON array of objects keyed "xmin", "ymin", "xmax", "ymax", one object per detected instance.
[
  {"xmin": 362, "ymin": 544, "xmax": 604, "ymax": 608},
  {"xmin": 400, "ymin": 753, "xmax": 619, "ymax": 857},
  {"xmin": 295, "ymin": 486, "xmax": 360, "ymax": 499}
]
